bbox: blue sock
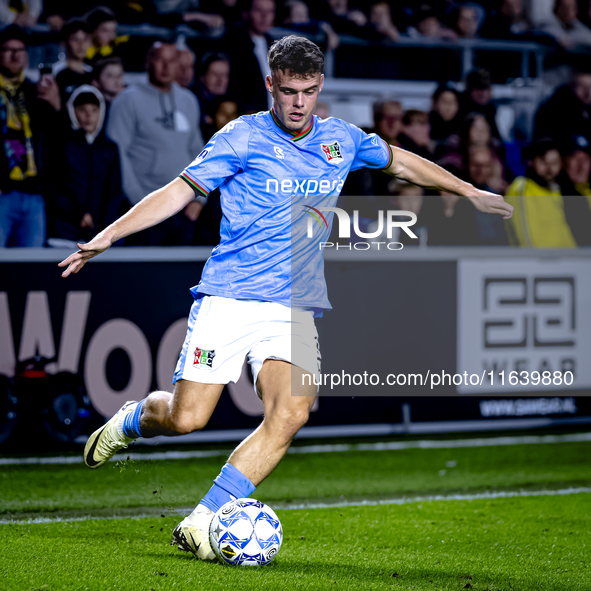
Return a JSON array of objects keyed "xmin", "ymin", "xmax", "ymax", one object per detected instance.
[
  {"xmin": 200, "ymin": 463, "xmax": 256, "ymax": 513},
  {"xmin": 122, "ymin": 399, "xmax": 145, "ymax": 439}
]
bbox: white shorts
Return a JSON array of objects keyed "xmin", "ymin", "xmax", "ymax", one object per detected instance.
[{"xmin": 173, "ymin": 295, "xmax": 321, "ymax": 393}]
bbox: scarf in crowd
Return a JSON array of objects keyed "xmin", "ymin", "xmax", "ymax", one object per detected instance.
[{"xmin": 0, "ymin": 71, "xmax": 37, "ymax": 181}]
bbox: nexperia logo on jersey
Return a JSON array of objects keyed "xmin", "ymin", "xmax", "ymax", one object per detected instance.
[
  {"xmin": 266, "ymin": 178, "xmax": 345, "ymax": 196},
  {"xmin": 321, "ymin": 141, "xmax": 343, "ymax": 163},
  {"xmin": 193, "ymin": 347, "xmax": 215, "ymax": 369}
]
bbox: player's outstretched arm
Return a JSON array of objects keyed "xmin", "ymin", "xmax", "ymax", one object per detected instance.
[
  {"xmin": 58, "ymin": 178, "xmax": 196, "ymax": 278},
  {"xmin": 384, "ymin": 145, "xmax": 514, "ymax": 219}
]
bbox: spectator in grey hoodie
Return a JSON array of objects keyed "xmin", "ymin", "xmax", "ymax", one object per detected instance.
[{"xmin": 107, "ymin": 40, "xmax": 204, "ymax": 244}]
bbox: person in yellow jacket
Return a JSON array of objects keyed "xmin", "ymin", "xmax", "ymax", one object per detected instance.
[{"xmin": 504, "ymin": 138, "xmax": 577, "ymax": 247}]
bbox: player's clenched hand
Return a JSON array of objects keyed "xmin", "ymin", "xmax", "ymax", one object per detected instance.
[
  {"xmin": 468, "ymin": 190, "xmax": 514, "ymax": 219},
  {"xmin": 58, "ymin": 234, "xmax": 112, "ymax": 278}
]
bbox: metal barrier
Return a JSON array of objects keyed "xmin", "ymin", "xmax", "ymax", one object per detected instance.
[{"xmin": 23, "ymin": 23, "xmax": 570, "ymax": 81}]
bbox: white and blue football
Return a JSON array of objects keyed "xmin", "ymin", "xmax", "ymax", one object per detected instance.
[{"xmin": 209, "ymin": 498, "xmax": 283, "ymax": 566}]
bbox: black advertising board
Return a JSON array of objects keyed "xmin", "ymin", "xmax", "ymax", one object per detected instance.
[{"xmin": 1, "ymin": 247, "xmax": 590, "ymax": 446}]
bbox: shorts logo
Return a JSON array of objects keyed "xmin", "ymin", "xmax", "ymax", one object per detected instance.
[
  {"xmin": 193, "ymin": 347, "xmax": 215, "ymax": 369},
  {"xmin": 321, "ymin": 141, "xmax": 343, "ymax": 163}
]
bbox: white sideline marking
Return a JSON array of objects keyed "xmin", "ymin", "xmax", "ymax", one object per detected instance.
[
  {"xmin": 2, "ymin": 487, "xmax": 590, "ymax": 525},
  {"xmin": 1, "ymin": 431, "xmax": 590, "ymax": 466}
]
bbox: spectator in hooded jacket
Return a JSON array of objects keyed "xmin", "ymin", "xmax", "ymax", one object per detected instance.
[{"xmin": 46, "ymin": 85, "xmax": 123, "ymax": 244}]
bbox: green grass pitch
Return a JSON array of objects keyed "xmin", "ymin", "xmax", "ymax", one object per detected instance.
[{"xmin": 1, "ymin": 433, "xmax": 590, "ymax": 590}]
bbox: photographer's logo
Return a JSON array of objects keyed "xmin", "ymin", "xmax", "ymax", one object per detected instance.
[{"xmin": 304, "ymin": 205, "xmax": 417, "ymax": 250}]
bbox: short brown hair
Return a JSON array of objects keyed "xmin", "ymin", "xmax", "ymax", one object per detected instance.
[{"xmin": 268, "ymin": 35, "xmax": 324, "ymax": 76}]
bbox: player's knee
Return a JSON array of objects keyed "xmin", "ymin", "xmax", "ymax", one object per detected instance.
[
  {"xmin": 269, "ymin": 406, "xmax": 310, "ymax": 440},
  {"xmin": 169, "ymin": 412, "xmax": 207, "ymax": 435}
]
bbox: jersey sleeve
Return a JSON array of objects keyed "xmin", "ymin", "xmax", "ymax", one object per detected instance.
[
  {"xmin": 180, "ymin": 119, "xmax": 250, "ymax": 199},
  {"xmin": 348, "ymin": 123, "xmax": 394, "ymax": 172}
]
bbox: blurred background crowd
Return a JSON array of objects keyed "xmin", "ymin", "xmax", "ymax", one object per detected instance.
[{"xmin": 1, "ymin": 0, "xmax": 591, "ymax": 248}]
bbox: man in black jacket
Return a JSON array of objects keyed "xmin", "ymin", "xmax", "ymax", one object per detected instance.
[
  {"xmin": 534, "ymin": 70, "xmax": 591, "ymax": 143},
  {"xmin": 224, "ymin": 0, "xmax": 275, "ymax": 113},
  {"xmin": 0, "ymin": 25, "xmax": 61, "ymax": 247},
  {"xmin": 458, "ymin": 68, "xmax": 501, "ymax": 141}
]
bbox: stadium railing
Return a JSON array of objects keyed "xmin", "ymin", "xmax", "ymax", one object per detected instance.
[{"xmin": 23, "ymin": 23, "xmax": 582, "ymax": 82}]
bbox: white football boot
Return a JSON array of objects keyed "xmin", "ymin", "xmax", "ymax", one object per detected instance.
[
  {"xmin": 171, "ymin": 504, "xmax": 217, "ymax": 561},
  {"xmin": 83, "ymin": 401, "xmax": 137, "ymax": 468}
]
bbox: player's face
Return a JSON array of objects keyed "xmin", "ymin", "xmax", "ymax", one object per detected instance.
[{"xmin": 267, "ymin": 70, "xmax": 323, "ymax": 133}]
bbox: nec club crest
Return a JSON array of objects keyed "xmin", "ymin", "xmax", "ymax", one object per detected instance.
[
  {"xmin": 193, "ymin": 346, "xmax": 215, "ymax": 369},
  {"xmin": 321, "ymin": 141, "xmax": 343, "ymax": 163}
]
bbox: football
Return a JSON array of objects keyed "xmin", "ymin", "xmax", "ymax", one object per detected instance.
[{"xmin": 209, "ymin": 498, "xmax": 283, "ymax": 566}]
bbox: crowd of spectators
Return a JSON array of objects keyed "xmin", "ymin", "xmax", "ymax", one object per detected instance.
[
  {"xmin": 345, "ymin": 64, "xmax": 591, "ymax": 247},
  {"xmin": 6, "ymin": 1, "xmax": 591, "ymax": 52},
  {"xmin": 0, "ymin": 0, "xmax": 590, "ymax": 248}
]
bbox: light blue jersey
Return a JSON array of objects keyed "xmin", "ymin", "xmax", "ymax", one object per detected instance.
[{"xmin": 180, "ymin": 109, "xmax": 393, "ymax": 315}]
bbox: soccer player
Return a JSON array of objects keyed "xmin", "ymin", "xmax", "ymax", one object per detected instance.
[{"xmin": 59, "ymin": 35, "xmax": 513, "ymax": 561}]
